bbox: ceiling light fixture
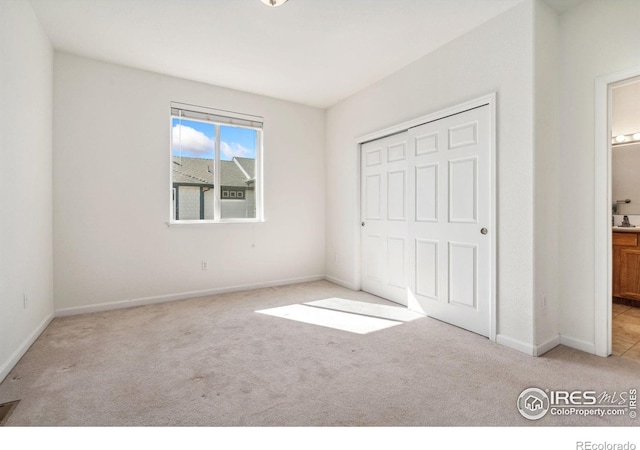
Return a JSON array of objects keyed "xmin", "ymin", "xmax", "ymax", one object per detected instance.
[{"xmin": 260, "ymin": 0, "xmax": 288, "ymax": 7}]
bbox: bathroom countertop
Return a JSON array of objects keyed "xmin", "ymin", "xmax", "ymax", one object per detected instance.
[{"xmin": 612, "ymin": 227, "xmax": 640, "ymax": 232}]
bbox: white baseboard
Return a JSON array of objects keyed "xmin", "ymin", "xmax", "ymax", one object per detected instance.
[
  {"xmin": 325, "ymin": 275, "xmax": 360, "ymax": 291},
  {"xmin": 0, "ymin": 313, "xmax": 54, "ymax": 383},
  {"xmin": 496, "ymin": 334, "xmax": 535, "ymax": 356},
  {"xmin": 560, "ymin": 334, "xmax": 596, "ymax": 355},
  {"xmin": 55, "ymin": 274, "xmax": 326, "ymax": 317},
  {"xmin": 534, "ymin": 334, "xmax": 561, "ymax": 356}
]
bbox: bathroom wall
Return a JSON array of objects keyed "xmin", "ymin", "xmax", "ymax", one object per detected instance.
[
  {"xmin": 613, "ymin": 215, "xmax": 640, "ymax": 228},
  {"xmin": 612, "ymin": 143, "xmax": 640, "ymax": 217}
]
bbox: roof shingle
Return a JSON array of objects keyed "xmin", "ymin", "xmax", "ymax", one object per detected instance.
[{"xmin": 172, "ymin": 156, "xmax": 253, "ymax": 188}]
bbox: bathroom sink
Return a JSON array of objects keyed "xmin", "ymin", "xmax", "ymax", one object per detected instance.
[{"xmin": 613, "ymin": 226, "xmax": 638, "ymax": 231}]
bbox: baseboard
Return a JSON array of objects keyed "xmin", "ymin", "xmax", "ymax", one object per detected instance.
[
  {"xmin": 559, "ymin": 334, "xmax": 596, "ymax": 355},
  {"xmin": 0, "ymin": 313, "xmax": 54, "ymax": 383},
  {"xmin": 496, "ymin": 334, "xmax": 535, "ymax": 356},
  {"xmin": 324, "ymin": 275, "xmax": 360, "ymax": 291},
  {"xmin": 613, "ymin": 296, "xmax": 640, "ymax": 308},
  {"xmin": 55, "ymin": 274, "xmax": 326, "ymax": 317},
  {"xmin": 534, "ymin": 334, "xmax": 561, "ymax": 356}
]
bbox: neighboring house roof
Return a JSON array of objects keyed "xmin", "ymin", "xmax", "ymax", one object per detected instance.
[
  {"xmin": 221, "ymin": 160, "xmax": 251, "ymax": 187},
  {"xmin": 234, "ymin": 157, "xmax": 255, "ymax": 180},
  {"xmin": 172, "ymin": 157, "xmax": 214, "ymax": 185},
  {"xmin": 172, "ymin": 156, "xmax": 253, "ymax": 188}
]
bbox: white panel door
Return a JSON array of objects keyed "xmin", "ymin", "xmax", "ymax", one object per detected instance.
[
  {"xmin": 361, "ymin": 132, "xmax": 410, "ymax": 305},
  {"xmin": 360, "ymin": 104, "xmax": 493, "ymax": 338},
  {"xmin": 409, "ymin": 105, "xmax": 492, "ymax": 337}
]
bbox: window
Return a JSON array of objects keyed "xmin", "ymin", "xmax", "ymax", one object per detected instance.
[
  {"xmin": 221, "ymin": 188, "xmax": 245, "ymax": 199},
  {"xmin": 170, "ymin": 102, "xmax": 263, "ymax": 223}
]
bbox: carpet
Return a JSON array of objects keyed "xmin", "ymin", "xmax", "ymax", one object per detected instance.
[{"xmin": 0, "ymin": 280, "xmax": 638, "ymax": 427}]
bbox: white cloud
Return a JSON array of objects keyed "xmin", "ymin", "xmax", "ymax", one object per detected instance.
[
  {"xmin": 172, "ymin": 124, "xmax": 214, "ymax": 156},
  {"xmin": 220, "ymin": 141, "xmax": 252, "ymax": 160}
]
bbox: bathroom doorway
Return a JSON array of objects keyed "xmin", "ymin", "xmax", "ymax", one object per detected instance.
[
  {"xmin": 595, "ymin": 66, "xmax": 640, "ymax": 359},
  {"xmin": 610, "ymin": 75, "xmax": 640, "ymax": 363}
]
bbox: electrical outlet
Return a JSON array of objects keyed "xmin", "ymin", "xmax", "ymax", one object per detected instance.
[
  {"xmin": 201, "ymin": 261, "xmax": 208, "ymax": 271},
  {"xmin": 23, "ymin": 293, "xmax": 28, "ymax": 309}
]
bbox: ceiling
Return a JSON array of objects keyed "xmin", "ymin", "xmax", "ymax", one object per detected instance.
[{"xmin": 29, "ymin": 0, "xmax": 535, "ymax": 108}]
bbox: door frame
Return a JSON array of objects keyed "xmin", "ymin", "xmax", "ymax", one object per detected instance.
[
  {"xmin": 594, "ymin": 66, "xmax": 640, "ymax": 357},
  {"xmin": 355, "ymin": 93, "xmax": 497, "ymax": 341}
]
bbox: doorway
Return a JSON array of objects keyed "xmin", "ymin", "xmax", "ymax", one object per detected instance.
[
  {"xmin": 359, "ymin": 95, "xmax": 496, "ymax": 339},
  {"xmin": 595, "ymin": 66, "xmax": 640, "ymax": 358},
  {"xmin": 610, "ymin": 76, "xmax": 640, "ymax": 362}
]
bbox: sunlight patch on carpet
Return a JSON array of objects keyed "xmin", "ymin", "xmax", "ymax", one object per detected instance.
[
  {"xmin": 305, "ymin": 298, "xmax": 424, "ymax": 322},
  {"xmin": 256, "ymin": 297, "xmax": 424, "ymax": 334}
]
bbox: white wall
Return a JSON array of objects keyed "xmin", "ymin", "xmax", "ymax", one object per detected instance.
[
  {"xmin": 53, "ymin": 53, "xmax": 326, "ymax": 313},
  {"xmin": 558, "ymin": 0, "xmax": 640, "ymax": 350},
  {"xmin": 325, "ymin": 1, "xmax": 536, "ymax": 348},
  {"xmin": 533, "ymin": 0, "xmax": 561, "ymax": 353},
  {"xmin": 0, "ymin": 0, "xmax": 54, "ymax": 381}
]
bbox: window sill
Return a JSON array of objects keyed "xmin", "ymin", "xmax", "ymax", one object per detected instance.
[{"xmin": 167, "ymin": 219, "xmax": 265, "ymax": 226}]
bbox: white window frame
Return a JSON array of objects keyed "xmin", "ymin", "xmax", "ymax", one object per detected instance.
[{"xmin": 169, "ymin": 102, "xmax": 264, "ymax": 225}]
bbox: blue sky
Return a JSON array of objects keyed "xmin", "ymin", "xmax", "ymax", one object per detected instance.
[{"xmin": 171, "ymin": 118, "xmax": 257, "ymax": 161}]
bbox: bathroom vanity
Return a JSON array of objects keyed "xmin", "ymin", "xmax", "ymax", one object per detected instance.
[{"xmin": 613, "ymin": 228, "xmax": 640, "ymax": 306}]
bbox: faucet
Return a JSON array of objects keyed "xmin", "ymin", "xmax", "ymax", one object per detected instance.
[{"xmin": 621, "ymin": 215, "xmax": 634, "ymax": 227}]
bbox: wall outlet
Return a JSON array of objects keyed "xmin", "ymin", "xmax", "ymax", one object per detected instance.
[
  {"xmin": 23, "ymin": 293, "xmax": 28, "ymax": 309},
  {"xmin": 201, "ymin": 261, "xmax": 208, "ymax": 271}
]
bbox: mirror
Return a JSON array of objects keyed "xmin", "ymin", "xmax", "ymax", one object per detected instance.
[{"xmin": 612, "ymin": 78, "xmax": 640, "ymax": 215}]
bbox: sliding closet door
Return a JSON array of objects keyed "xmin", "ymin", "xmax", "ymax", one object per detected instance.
[
  {"xmin": 360, "ymin": 104, "xmax": 493, "ymax": 338},
  {"xmin": 409, "ymin": 105, "xmax": 492, "ymax": 337},
  {"xmin": 360, "ymin": 132, "xmax": 410, "ymax": 305}
]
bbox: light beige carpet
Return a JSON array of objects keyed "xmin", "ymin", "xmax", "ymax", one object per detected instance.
[{"xmin": 0, "ymin": 280, "xmax": 638, "ymax": 426}]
